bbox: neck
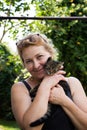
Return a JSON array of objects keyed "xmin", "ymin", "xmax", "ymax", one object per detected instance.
[{"xmin": 29, "ymin": 76, "xmax": 42, "ymax": 85}]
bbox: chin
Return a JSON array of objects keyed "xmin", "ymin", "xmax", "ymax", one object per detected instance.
[
  {"xmin": 38, "ymin": 74, "xmax": 45, "ymax": 79},
  {"xmin": 37, "ymin": 73, "xmax": 46, "ymax": 80}
]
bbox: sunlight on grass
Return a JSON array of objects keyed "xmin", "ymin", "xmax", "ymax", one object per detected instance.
[
  {"xmin": 0, "ymin": 126, "xmax": 19, "ymax": 130},
  {"xmin": 0, "ymin": 119, "xmax": 20, "ymax": 130}
]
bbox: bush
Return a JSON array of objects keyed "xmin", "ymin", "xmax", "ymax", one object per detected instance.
[{"xmin": 0, "ymin": 44, "xmax": 22, "ymax": 119}]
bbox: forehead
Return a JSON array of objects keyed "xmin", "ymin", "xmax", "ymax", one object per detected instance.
[{"xmin": 22, "ymin": 45, "xmax": 50, "ymax": 59}]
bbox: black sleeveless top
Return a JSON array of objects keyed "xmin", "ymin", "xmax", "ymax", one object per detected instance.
[{"xmin": 22, "ymin": 80, "xmax": 75, "ymax": 130}]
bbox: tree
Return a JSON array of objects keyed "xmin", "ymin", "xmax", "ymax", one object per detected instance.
[
  {"xmin": 0, "ymin": 0, "xmax": 33, "ymax": 43},
  {"xmin": 0, "ymin": 44, "xmax": 22, "ymax": 119},
  {"xmin": 30, "ymin": 0, "xmax": 87, "ymax": 91},
  {"xmin": 0, "ymin": 0, "xmax": 87, "ymax": 120},
  {"xmin": 0, "ymin": 0, "xmax": 34, "ymax": 119}
]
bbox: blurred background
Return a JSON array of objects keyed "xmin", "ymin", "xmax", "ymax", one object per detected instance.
[{"xmin": 0, "ymin": 0, "xmax": 87, "ymax": 129}]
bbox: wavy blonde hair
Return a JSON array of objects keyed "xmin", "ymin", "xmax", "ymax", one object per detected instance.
[{"xmin": 16, "ymin": 33, "xmax": 58, "ymax": 64}]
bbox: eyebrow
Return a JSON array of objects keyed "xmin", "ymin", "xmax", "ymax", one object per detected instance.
[
  {"xmin": 24, "ymin": 53, "xmax": 43, "ymax": 61},
  {"xmin": 24, "ymin": 58, "xmax": 32, "ymax": 62}
]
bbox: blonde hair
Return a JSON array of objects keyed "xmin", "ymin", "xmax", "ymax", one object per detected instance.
[{"xmin": 16, "ymin": 33, "xmax": 58, "ymax": 63}]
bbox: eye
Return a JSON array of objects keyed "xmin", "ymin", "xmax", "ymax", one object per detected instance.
[
  {"xmin": 26, "ymin": 59, "xmax": 32, "ymax": 64},
  {"xmin": 37, "ymin": 55, "xmax": 43, "ymax": 59}
]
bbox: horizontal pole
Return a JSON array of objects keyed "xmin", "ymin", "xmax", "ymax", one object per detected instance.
[{"xmin": 0, "ymin": 16, "xmax": 87, "ymax": 20}]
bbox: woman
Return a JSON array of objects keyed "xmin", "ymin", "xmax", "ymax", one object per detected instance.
[{"xmin": 11, "ymin": 33, "xmax": 87, "ymax": 130}]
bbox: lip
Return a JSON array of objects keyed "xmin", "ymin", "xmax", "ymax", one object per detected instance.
[
  {"xmin": 38, "ymin": 68, "xmax": 44, "ymax": 73},
  {"xmin": 35, "ymin": 68, "xmax": 45, "ymax": 74}
]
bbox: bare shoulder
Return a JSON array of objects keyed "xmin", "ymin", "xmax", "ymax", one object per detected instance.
[
  {"xmin": 67, "ymin": 77, "xmax": 87, "ymax": 111},
  {"xmin": 11, "ymin": 81, "xmax": 24, "ymax": 89},
  {"xmin": 67, "ymin": 76, "xmax": 81, "ymax": 83},
  {"xmin": 11, "ymin": 81, "xmax": 29, "ymax": 95},
  {"xmin": 67, "ymin": 76, "xmax": 82, "ymax": 88},
  {"xmin": 67, "ymin": 76, "xmax": 87, "ymax": 100},
  {"xmin": 66, "ymin": 76, "xmax": 85, "ymax": 96}
]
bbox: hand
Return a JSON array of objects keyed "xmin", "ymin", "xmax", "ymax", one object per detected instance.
[
  {"xmin": 41, "ymin": 71, "xmax": 66, "ymax": 90},
  {"xmin": 49, "ymin": 84, "xmax": 67, "ymax": 105},
  {"xmin": 55, "ymin": 70, "xmax": 66, "ymax": 75}
]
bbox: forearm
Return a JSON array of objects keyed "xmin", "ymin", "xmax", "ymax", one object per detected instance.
[
  {"xmin": 62, "ymin": 97, "xmax": 87, "ymax": 130},
  {"xmin": 23, "ymin": 86, "xmax": 50, "ymax": 130}
]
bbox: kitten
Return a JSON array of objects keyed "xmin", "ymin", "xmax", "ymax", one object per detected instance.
[{"xmin": 29, "ymin": 57, "xmax": 72, "ymax": 127}]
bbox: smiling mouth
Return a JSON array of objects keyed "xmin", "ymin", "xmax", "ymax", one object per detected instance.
[{"xmin": 35, "ymin": 68, "xmax": 45, "ymax": 73}]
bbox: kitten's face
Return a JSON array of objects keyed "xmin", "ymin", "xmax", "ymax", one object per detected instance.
[{"xmin": 44, "ymin": 57, "xmax": 64, "ymax": 75}]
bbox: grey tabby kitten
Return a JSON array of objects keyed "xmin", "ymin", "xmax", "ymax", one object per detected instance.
[{"xmin": 29, "ymin": 57, "xmax": 72, "ymax": 127}]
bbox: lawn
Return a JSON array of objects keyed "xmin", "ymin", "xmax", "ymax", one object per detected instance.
[{"xmin": 0, "ymin": 119, "xmax": 20, "ymax": 130}]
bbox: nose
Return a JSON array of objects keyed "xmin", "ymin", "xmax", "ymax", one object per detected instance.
[{"xmin": 33, "ymin": 60, "xmax": 40, "ymax": 69}]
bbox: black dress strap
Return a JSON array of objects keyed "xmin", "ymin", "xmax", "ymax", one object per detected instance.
[{"xmin": 22, "ymin": 80, "xmax": 31, "ymax": 92}]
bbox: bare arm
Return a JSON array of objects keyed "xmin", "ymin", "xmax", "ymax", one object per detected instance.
[
  {"xmin": 11, "ymin": 73, "xmax": 65, "ymax": 130},
  {"xmin": 49, "ymin": 77, "xmax": 87, "ymax": 130},
  {"xmin": 63, "ymin": 77, "xmax": 87, "ymax": 130},
  {"xmin": 11, "ymin": 82, "xmax": 50, "ymax": 130}
]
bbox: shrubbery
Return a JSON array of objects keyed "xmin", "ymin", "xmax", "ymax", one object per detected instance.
[{"xmin": 0, "ymin": 45, "xmax": 22, "ymax": 119}]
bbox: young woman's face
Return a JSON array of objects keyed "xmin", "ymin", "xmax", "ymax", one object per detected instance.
[{"xmin": 22, "ymin": 45, "xmax": 51, "ymax": 80}]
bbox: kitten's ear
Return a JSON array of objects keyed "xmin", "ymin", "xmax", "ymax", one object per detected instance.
[
  {"xmin": 58, "ymin": 62, "xmax": 64, "ymax": 70},
  {"xmin": 47, "ymin": 57, "xmax": 52, "ymax": 62}
]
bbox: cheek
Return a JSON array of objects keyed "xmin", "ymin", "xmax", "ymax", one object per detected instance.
[{"xmin": 24, "ymin": 64, "xmax": 33, "ymax": 72}]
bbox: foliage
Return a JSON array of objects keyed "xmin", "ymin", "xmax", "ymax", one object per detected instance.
[
  {"xmin": 0, "ymin": 0, "xmax": 87, "ymax": 121},
  {"xmin": 0, "ymin": 119, "xmax": 20, "ymax": 130},
  {"xmin": 0, "ymin": 0, "xmax": 33, "ymax": 42},
  {"xmin": 48, "ymin": 20, "xmax": 87, "ymax": 91},
  {"xmin": 30, "ymin": 0, "xmax": 87, "ymax": 91},
  {"xmin": 31, "ymin": 0, "xmax": 87, "ymax": 16},
  {"xmin": 0, "ymin": 44, "xmax": 22, "ymax": 119}
]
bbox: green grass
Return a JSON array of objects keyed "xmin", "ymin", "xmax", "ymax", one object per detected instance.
[{"xmin": 0, "ymin": 119, "xmax": 20, "ymax": 130}]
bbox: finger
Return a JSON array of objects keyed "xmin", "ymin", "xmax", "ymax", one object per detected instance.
[
  {"xmin": 56, "ymin": 70, "xmax": 66, "ymax": 75},
  {"xmin": 56, "ymin": 84, "xmax": 62, "ymax": 88},
  {"xmin": 55, "ymin": 74, "xmax": 66, "ymax": 81}
]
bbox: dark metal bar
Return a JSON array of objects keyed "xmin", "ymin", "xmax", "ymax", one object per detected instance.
[{"xmin": 0, "ymin": 16, "xmax": 87, "ymax": 20}]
